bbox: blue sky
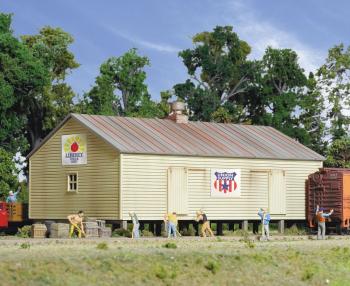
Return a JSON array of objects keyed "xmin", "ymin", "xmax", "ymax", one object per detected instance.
[{"xmin": 2, "ymin": 0, "xmax": 349, "ymax": 100}]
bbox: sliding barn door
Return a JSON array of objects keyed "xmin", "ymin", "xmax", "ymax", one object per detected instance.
[{"xmin": 168, "ymin": 167, "xmax": 188, "ymax": 215}]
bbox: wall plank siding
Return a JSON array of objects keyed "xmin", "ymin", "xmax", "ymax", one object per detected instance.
[
  {"xmin": 29, "ymin": 118, "xmax": 120, "ymax": 220},
  {"xmin": 120, "ymin": 154, "xmax": 322, "ymax": 220}
]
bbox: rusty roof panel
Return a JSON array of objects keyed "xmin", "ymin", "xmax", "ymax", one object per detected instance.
[{"xmin": 66, "ymin": 114, "xmax": 325, "ymax": 161}]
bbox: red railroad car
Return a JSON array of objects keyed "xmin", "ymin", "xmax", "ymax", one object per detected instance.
[
  {"xmin": 306, "ymin": 168, "xmax": 350, "ymax": 232},
  {"xmin": 0, "ymin": 203, "xmax": 28, "ymax": 233}
]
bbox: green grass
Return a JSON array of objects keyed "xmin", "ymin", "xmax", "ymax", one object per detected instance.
[
  {"xmin": 1, "ymin": 237, "xmax": 350, "ymax": 285},
  {"xmin": 162, "ymin": 242, "xmax": 177, "ymax": 249},
  {"xmin": 96, "ymin": 242, "xmax": 108, "ymax": 250}
]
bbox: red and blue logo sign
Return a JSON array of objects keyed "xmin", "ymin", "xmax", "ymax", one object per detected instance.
[
  {"xmin": 211, "ymin": 169, "xmax": 241, "ymax": 197},
  {"xmin": 213, "ymin": 171, "xmax": 238, "ymax": 193}
]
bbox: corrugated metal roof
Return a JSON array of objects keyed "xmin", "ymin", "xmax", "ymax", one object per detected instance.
[{"xmin": 62, "ymin": 113, "xmax": 324, "ymax": 161}]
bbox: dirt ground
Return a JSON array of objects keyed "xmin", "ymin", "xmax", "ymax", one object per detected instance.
[{"xmin": 1, "ymin": 235, "xmax": 350, "ymax": 286}]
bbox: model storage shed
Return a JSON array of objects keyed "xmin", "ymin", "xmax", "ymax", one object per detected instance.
[{"xmin": 28, "ymin": 112, "xmax": 324, "ymax": 222}]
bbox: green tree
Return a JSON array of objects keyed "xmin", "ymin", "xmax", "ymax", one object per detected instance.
[
  {"xmin": 325, "ymin": 137, "xmax": 350, "ymax": 168},
  {"xmin": 81, "ymin": 48, "xmax": 163, "ymax": 118},
  {"xmin": 0, "ymin": 13, "xmax": 49, "ymax": 154},
  {"xmin": 257, "ymin": 47, "xmax": 309, "ymax": 141},
  {"xmin": 0, "ymin": 148, "xmax": 19, "ymax": 199},
  {"xmin": 317, "ymin": 44, "xmax": 350, "ymax": 140},
  {"xmin": 298, "ymin": 73, "xmax": 326, "ymax": 154},
  {"xmin": 21, "ymin": 26, "xmax": 79, "ymax": 150},
  {"xmin": 158, "ymin": 90, "xmax": 172, "ymax": 116},
  {"xmin": 174, "ymin": 26, "xmax": 253, "ymax": 122}
]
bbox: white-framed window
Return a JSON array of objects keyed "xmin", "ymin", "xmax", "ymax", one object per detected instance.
[{"xmin": 67, "ymin": 173, "xmax": 78, "ymax": 192}]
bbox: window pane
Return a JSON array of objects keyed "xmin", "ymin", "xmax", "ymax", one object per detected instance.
[{"xmin": 68, "ymin": 173, "xmax": 78, "ymax": 191}]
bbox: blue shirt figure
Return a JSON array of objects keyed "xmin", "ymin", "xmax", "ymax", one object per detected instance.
[
  {"xmin": 258, "ymin": 208, "xmax": 271, "ymax": 225},
  {"xmin": 6, "ymin": 190, "xmax": 19, "ymax": 203},
  {"xmin": 258, "ymin": 208, "xmax": 271, "ymax": 241}
]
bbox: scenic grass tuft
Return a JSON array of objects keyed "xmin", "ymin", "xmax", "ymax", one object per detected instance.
[
  {"xmin": 162, "ymin": 242, "xmax": 177, "ymax": 249},
  {"xmin": 96, "ymin": 242, "xmax": 108, "ymax": 250}
]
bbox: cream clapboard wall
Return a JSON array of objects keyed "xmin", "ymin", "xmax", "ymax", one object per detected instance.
[
  {"xmin": 29, "ymin": 118, "xmax": 120, "ymax": 220},
  {"xmin": 120, "ymin": 154, "xmax": 322, "ymax": 220}
]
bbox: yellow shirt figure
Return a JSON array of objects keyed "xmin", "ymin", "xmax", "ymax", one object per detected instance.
[
  {"xmin": 164, "ymin": 212, "xmax": 177, "ymax": 238},
  {"xmin": 167, "ymin": 213, "xmax": 177, "ymax": 225}
]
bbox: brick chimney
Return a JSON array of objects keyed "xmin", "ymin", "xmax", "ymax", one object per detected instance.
[{"xmin": 167, "ymin": 101, "xmax": 188, "ymax": 124}]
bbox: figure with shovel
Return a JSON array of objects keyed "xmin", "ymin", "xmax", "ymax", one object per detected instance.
[{"xmin": 67, "ymin": 210, "xmax": 85, "ymax": 238}]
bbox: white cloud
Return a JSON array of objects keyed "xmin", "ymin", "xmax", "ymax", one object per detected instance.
[
  {"xmin": 103, "ymin": 25, "xmax": 180, "ymax": 53},
  {"xmin": 222, "ymin": 0, "xmax": 325, "ymax": 73}
]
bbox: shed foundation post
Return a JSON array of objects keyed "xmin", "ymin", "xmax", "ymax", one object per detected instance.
[
  {"xmin": 121, "ymin": 220, "xmax": 128, "ymax": 230},
  {"xmin": 253, "ymin": 222, "xmax": 259, "ymax": 234},
  {"xmin": 228, "ymin": 223, "xmax": 234, "ymax": 231},
  {"xmin": 161, "ymin": 222, "xmax": 166, "ymax": 237},
  {"xmin": 156, "ymin": 222, "xmax": 162, "ymax": 236},
  {"xmin": 216, "ymin": 222, "xmax": 223, "ymax": 235},
  {"xmin": 149, "ymin": 223, "xmax": 155, "ymax": 234},
  {"xmin": 278, "ymin": 220, "xmax": 285, "ymax": 234},
  {"xmin": 140, "ymin": 222, "xmax": 145, "ymax": 232},
  {"xmin": 194, "ymin": 222, "xmax": 199, "ymax": 236},
  {"xmin": 242, "ymin": 220, "xmax": 249, "ymax": 232}
]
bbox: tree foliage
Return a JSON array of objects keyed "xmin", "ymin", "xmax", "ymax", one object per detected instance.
[
  {"xmin": 174, "ymin": 26, "xmax": 253, "ymax": 122},
  {"xmin": 257, "ymin": 47, "xmax": 308, "ymax": 140},
  {"xmin": 0, "ymin": 13, "xmax": 49, "ymax": 154},
  {"xmin": 325, "ymin": 137, "xmax": 350, "ymax": 168},
  {"xmin": 21, "ymin": 26, "xmax": 79, "ymax": 150},
  {"xmin": 0, "ymin": 148, "xmax": 18, "ymax": 198},
  {"xmin": 317, "ymin": 44, "xmax": 350, "ymax": 140},
  {"xmin": 298, "ymin": 73, "xmax": 326, "ymax": 154},
  {"xmin": 81, "ymin": 48, "xmax": 165, "ymax": 118}
]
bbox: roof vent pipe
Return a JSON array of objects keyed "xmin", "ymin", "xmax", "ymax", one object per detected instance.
[{"xmin": 168, "ymin": 101, "xmax": 188, "ymax": 124}]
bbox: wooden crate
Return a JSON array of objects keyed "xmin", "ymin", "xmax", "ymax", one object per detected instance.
[
  {"xmin": 96, "ymin": 220, "xmax": 106, "ymax": 228},
  {"xmin": 83, "ymin": 222, "xmax": 99, "ymax": 238},
  {"xmin": 50, "ymin": 223, "xmax": 69, "ymax": 238},
  {"xmin": 98, "ymin": 227, "xmax": 112, "ymax": 238},
  {"xmin": 31, "ymin": 224, "xmax": 47, "ymax": 238}
]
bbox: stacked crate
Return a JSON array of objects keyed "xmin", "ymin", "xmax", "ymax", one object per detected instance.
[
  {"xmin": 31, "ymin": 223, "xmax": 47, "ymax": 238},
  {"xmin": 96, "ymin": 220, "xmax": 112, "ymax": 237},
  {"xmin": 83, "ymin": 221, "xmax": 99, "ymax": 238},
  {"xmin": 50, "ymin": 223, "xmax": 70, "ymax": 238}
]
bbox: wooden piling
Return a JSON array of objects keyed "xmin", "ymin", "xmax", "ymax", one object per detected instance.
[
  {"xmin": 216, "ymin": 222, "xmax": 223, "ymax": 235},
  {"xmin": 121, "ymin": 220, "xmax": 128, "ymax": 230},
  {"xmin": 155, "ymin": 222, "xmax": 162, "ymax": 236},
  {"xmin": 278, "ymin": 220, "xmax": 285, "ymax": 234},
  {"xmin": 253, "ymin": 221, "xmax": 259, "ymax": 234},
  {"xmin": 242, "ymin": 220, "xmax": 249, "ymax": 231}
]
